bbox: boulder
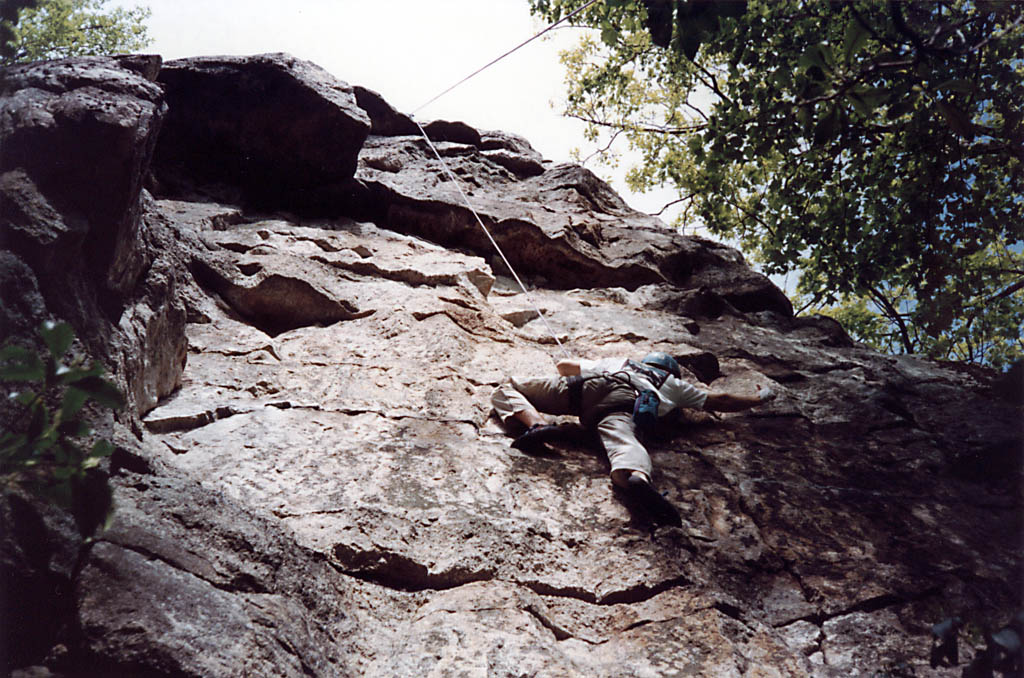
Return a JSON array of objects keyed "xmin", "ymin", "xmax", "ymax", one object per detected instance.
[{"xmin": 2, "ymin": 52, "xmax": 1020, "ymax": 678}]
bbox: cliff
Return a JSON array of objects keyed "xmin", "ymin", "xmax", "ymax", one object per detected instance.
[{"xmin": 1, "ymin": 53, "xmax": 1020, "ymax": 677}]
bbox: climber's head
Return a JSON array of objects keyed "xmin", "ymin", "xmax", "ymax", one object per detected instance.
[{"xmin": 642, "ymin": 351, "xmax": 680, "ymax": 379}]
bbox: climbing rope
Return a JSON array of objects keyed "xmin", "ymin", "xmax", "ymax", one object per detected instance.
[
  {"xmin": 407, "ymin": 1, "xmax": 605, "ymax": 360},
  {"xmin": 413, "ymin": 119, "xmax": 571, "ymax": 360},
  {"xmin": 411, "ymin": 0, "xmax": 603, "ymax": 117}
]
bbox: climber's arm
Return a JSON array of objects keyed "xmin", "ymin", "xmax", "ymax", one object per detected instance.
[
  {"xmin": 556, "ymin": 359, "xmax": 581, "ymax": 376},
  {"xmin": 704, "ymin": 384, "xmax": 775, "ymax": 413}
]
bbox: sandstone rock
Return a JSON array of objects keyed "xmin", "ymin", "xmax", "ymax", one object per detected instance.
[
  {"xmin": 0, "ymin": 56, "xmax": 186, "ymax": 417},
  {"xmin": 353, "ymin": 85, "xmax": 418, "ymax": 136},
  {"xmin": 2, "ymin": 52, "xmax": 1019, "ymax": 678},
  {"xmin": 153, "ymin": 53, "xmax": 371, "ymax": 210}
]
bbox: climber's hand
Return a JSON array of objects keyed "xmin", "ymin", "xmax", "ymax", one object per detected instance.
[{"xmin": 756, "ymin": 384, "xmax": 776, "ymax": 403}]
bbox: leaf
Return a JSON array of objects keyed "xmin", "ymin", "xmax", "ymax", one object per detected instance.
[
  {"xmin": 715, "ymin": 1, "xmax": 747, "ymax": 19},
  {"xmin": 11, "ymin": 389, "xmax": 38, "ymax": 406},
  {"xmin": 0, "ymin": 345, "xmax": 37, "ymax": 363},
  {"xmin": 73, "ymin": 376, "xmax": 125, "ymax": 410},
  {"xmin": 935, "ymin": 78, "xmax": 974, "ymax": 95},
  {"xmin": 677, "ymin": 29, "xmax": 702, "ymax": 61},
  {"xmin": 39, "ymin": 320, "xmax": 73, "ymax": 359},
  {"xmin": 58, "ymin": 417, "xmax": 90, "ymax": 439},
  {"xmin": 51, "ymin": 465, "xmax": 75, "ymax": 480},
  {"xmin": 57, "ymin": 361, "xmax": 104, "ymax": 386},
  {"xmin": 936, "ymin": 101, "xmax": 975, "ymax": 138},
  {"xmin": 643, "ymin": 0, "xmax": 674, "ymax": 48},
  {"xmin": 60, "ymin": 386, "xmax": 89, "ymax": 420},
  {"xmin": 886, "ymin": 99, "xmax": 916, "ymax": 120},
  {"xmin": 26, "ymin": 401, "xmax": 49, "ymax": 441},
  {"xmin": 0, "ymin": 350, "xmax": 45, "ymax": 382},
  {"xmin": 841, "ymin": 17, "xmax": 870, "ymax": 64},
  {"xmin": 796, "ymin": 105, "xmax": 813, "ymax": 128},
  {"xmin": 0, "ymin": 433, "xmax": 30, "ymax": 466},
  {"xmin": 90, "ymin": 439, "xmax": 114, "ymax": 458},
  {"xmin": 799, "ymin": 43, "xmax": 832, "ymax": 75},
  {"xmin": 846, "ymin": 87, "xmax": 887, "ymax": 117},
  {"xmin": 813, "ymin": 105, "xmax": 841, "ymax": 146}
]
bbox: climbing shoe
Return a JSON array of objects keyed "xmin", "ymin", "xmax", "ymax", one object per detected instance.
[
  {"xmin": 626, "ymin": 475, "xmax": 682, "ymax": 527},
  {"xmin": 510, "ymin": 424, "xmax": 562, "ymax": 453}
]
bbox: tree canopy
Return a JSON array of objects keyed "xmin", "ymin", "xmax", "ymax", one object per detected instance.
[
  {"xmin": 530, "ymin": 0, "xmax": 1023, "ymax": 368},
  {"xmin": 0, "ymin": 0, "xmax": 150, "ymax": 65}
]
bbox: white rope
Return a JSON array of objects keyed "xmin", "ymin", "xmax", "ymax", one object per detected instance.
[
  {"xmin": 411, "ymin": 0, "xmax": 603, "ymax": 117},
  {"xmin": 405, "ymin": 2, "xmax": 608, "ymax": 360},
  {"xmin": 412, "ymin": 118, "xmax": 571, "ymax": 360}
]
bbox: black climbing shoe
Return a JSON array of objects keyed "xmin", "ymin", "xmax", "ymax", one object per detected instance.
[
  {"xmin": 510, "ymin": 424, "xmax": 562, "ymax": 453},
  {"xmin": 626, "ymin": 475, "xmax": 682, "ymax": 527}
]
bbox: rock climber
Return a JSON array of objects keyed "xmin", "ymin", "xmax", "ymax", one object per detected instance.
[{"xmin": 491, "ymin": 351, "xmax": 775, "ymax": 526}]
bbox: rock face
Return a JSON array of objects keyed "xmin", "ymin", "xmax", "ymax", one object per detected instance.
[{"xmin": 1, "ymin": 53, "xmax": 1020, "ymax": 677}]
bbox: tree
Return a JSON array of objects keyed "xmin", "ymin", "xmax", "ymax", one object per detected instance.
[
  {"xmin": 0, "ymin": 0, "xmax": 151, "ymax": 65},
  {"xmin": 530, "ymin": 0, "xmax": 1024, "ymax": 368}
]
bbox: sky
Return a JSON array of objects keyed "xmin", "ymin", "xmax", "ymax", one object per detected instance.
[{"xmin": 124, "ymin": 0, "xmax": 688, "ymax": 224}]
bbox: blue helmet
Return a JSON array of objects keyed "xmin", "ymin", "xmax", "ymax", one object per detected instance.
[{"xmin": 642, "ymin": 351, "xmax": 681, "ymax": 379}]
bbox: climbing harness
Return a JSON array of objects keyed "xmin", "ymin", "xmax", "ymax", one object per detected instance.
[
  {"xmin": 409, "ymin": 0, "xmax": 604, "ymax": 361},
  {"xmin": 564, "ymin": 363, "xmax": 671, "ymax": 437}
]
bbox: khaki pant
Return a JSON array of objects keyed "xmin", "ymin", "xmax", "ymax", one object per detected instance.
[{"xmin": 491, "ymin": 375, "xmax": 651, "ymax": 482}]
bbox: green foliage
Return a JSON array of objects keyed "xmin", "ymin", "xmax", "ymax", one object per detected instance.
[
  {"xmin": 0, "ymin": 0, "xmax": 38, "ymax": 59},
  {"xmin": 1, "ymin": 321, "xmax": 123, "ymax": 528},
  {"xmin": 531, "ymin": 0, "xmax": 1024, "ymax": 367},
  {"xmin": 0, "ymin": 0, "xmax": 151, "ymax": 65}
]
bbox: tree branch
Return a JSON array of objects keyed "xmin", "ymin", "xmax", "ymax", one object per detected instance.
[
  {"xmin": 580, "ymin": 127, "xmax": 624, "ymax": 165},
  {"xmin": 649, "ymin": 193, "xmax": 695, "ymax": 217},
  {"xmin": 866, "ymin": 284, "xmax": 915, "ymax": 354},
  {"xmin": 567, "ymin": 112, "xmax": 706, "ymax": 135}
]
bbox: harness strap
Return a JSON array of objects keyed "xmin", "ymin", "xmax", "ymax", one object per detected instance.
[{"xmin": 566, "ymin": 375, "xmax": 584, "ymax": 415}]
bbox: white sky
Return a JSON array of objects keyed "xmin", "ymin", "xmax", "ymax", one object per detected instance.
[{"xmin": 127, "ymin": 0, "xmax": 687, "ymax": 222}]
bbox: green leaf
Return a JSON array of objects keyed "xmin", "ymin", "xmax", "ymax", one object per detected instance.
[
  {"xmin": 0, "ymin": 351, "xmax": 45, "ymax": 382},
  {"xmin": 39, "ymin": 320, "xmax": 73, "ymax": 359},
  {"xmin": 0, "ymin": 344, "xmax": 37, "ymax": 363},
  {"xmin": 57, "ymin": 361, "xmax": 104, "ymax": 386},
  {"xmin": 937, "ymin": 101, "xmax": 975, "ymax": 138},
  {"xmin": 0, "ymin": 433, "xmax": 30, "ymax": 463},
  {"xmin": 58, "ymin": 417, "xmax": 90, "ymax": 439},
  {"xmin": 841, "ymin": 17, "xmax": 870, "ymax": 64},
  {"xmin": 90, "ymin": 439, "xmax": 114, "ymax": 458},
  {"xmin": 716, "ymin": 1, "xmax": 747, "ymax": 19},
  {"xmin": 935, "ymin": 78, "xmax": 974, "ymax": 94},
  {"xmin": 11, "ymin": 389, "xmax": 38, "ymax": 406},
  {"xmin": 886, "ymin": 99, "xmax": 916, "ymax": 120},
  {"xmin": 61, "ymin": 386, "xmax": 89, "ymax": 420},
  {"xmin": 846, "ymin": 87, "xmax": 887, "ymax": 117},
  {"xmin": 677, "ymin": 30, "xmax": 702, "ymax": 61},
  {"xmin": 799, "ymin": 43, "xmax": 832, "ymax": 75},
  {"xmin": 26, "ymin": 401, "xmax": 49, "ymax": 441},
  {"xmin": 72, "ymin": 376, "xmax": 125, "ymax": 410},
  {"xmin": 813, "ymin": 105, "xmax": 841, "ymax": 145},
  {"xmin": 51, "ymin": 465, "xmax": 75, "ymax": 480}
]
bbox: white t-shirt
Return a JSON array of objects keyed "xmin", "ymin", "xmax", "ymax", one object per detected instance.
[{"xmin": 578, "ymin": 357, "xmax": 708, "ymax": 415}]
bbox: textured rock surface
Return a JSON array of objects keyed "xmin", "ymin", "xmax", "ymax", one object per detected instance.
[
  {"xmin": 2, "ymin": 53, "xmax": 1021, "ymax": 677},
  {"xmin": 0, "ymin": 55, "xmax": 187, "ymax": 417}
]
